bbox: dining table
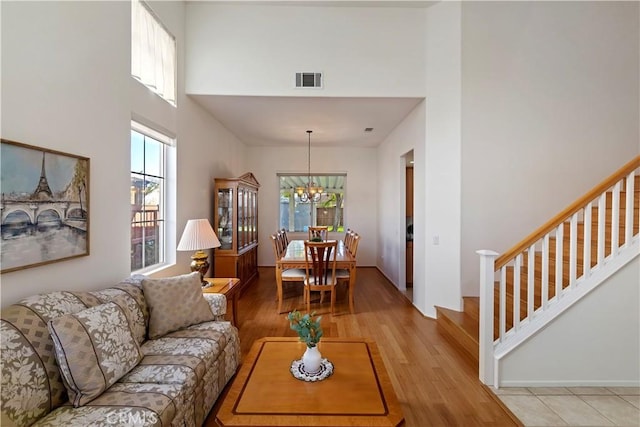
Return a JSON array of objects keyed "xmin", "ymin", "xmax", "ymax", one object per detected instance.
[{"xmin": 275, "ymin": 239, "xmax": 357, "ymax": 314}]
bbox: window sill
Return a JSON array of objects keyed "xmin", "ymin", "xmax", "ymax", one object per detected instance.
[{"xmin": 132, "ymin": 262, "xmax": 176, "ymax": 277}]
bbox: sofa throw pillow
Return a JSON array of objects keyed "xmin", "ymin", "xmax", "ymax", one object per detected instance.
[
  {"xmin": 142, "ymin": 272, "xmax": 215, "ymax": 339},
  {"xmin": 47, "ymin": 301, "xmax": 142, "ymax": 407}
]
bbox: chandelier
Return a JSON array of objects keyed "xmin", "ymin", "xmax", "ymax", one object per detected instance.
[{"xmin": 296, "ymin": 130, "xmax": 323, "ymax": 203}]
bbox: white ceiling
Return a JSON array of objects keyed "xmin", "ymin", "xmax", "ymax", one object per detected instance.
[{"xmin": 189, "ymin": 95, "xmax": 424, "ymax": 148}]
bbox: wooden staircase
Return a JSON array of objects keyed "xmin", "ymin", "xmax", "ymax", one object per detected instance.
[{"xmin": 436, "ymin": 171, "xmax": 640, "ymax": 367}]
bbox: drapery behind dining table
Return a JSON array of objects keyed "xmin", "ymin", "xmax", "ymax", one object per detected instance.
[{"xmin": 275, "ymin": 239, "xmax": 357, "ymax": 314}]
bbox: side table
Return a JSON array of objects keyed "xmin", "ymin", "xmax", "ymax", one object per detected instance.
[{"xmin": 203, "ymin": 277, "xmax": 241, "ymax": 327}]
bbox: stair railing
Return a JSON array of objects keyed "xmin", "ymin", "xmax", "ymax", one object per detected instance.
[{"xmin": 478, "ymin": 156, "xmax": 640, "ymax": 386}]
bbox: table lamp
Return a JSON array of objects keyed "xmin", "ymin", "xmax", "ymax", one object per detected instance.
[{"xmin": 177, "ymin": 219, "xmax": 221, "ymax": 285}]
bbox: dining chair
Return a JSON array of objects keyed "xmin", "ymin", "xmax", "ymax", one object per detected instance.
[
  {"xmin": 280, "ymin": 228, "xmax": 289, "ymax": 246},
  {"xmin": 344, "ymin": 228, "xmax": 353, "ymax": 248},
  {"xmin": 336, "ymin": 233, "xmax": 360, "ymax": 286},
  {"xmin": 303, "ymin": 240, "xmax": 338, "ymax": 314},
  {"xmin": 308, "ymin": 226, "xmax": 329, "ymax": 241},
  {"xmin": 270, "ymin": 233, "xmax": 305, "ymax": 290},
  {"xmin": 276, "ymin": 229, "xmax": 287, "ymax": 254},
  {"xmin": 347, "ymin": 231, "xmax": 360, "ymax": 255}
]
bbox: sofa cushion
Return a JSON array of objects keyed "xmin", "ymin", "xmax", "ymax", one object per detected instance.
[
  {"xmin": 0, "ymin": 291, "xmax": 100, "ymax": 426},
  {"xmin": 138, "ymin": 320, "xmax": 240, "ymax": 425},
  {"xmin": 32, "ymin": 382, "xmax": 183, "ymax": 427},
  {"xmin": 142, "ymin": 272, "xmax": 214, "ymax": 339},
  {"xmin": 48, "ymin": 301, "xmax": 143, "ymax": 407},
  {"xmin": 91, "ymin": 286, "xmax": 147, "ymax": 344}
]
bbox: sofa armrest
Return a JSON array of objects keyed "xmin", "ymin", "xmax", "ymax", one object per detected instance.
[{"xmin": 203, "ymin": 293, "xmax": 227, "ymax": 320}]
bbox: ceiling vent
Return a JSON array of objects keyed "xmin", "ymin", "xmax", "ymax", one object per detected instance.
[{"xmin": 295, "ymin": 72, "xmax": 323, "ymax": 88}]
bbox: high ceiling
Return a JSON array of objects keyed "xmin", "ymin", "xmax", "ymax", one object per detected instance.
[
  {"xmin": 187, "ymin": 1, "xmax": 434, "ymax": 148},
  {"xmin": 190, "ymin": 95, "xmax": 424, "ymax": 148}
]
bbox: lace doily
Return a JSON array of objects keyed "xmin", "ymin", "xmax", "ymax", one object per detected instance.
[{"xmin": 290, "ymin": 358, "xmax": 334, "ymax": 382}]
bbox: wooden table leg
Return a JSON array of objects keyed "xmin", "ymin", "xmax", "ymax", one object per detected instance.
[
  {"xmin": 349, "ymin": 265, "xmax": 357, "ymax": 314},
  {"xmin": 231, "ymin": 294, "xmax": 239, "ymax": 326},
  {"xmin": 276, "ymin": 265, "xmax": 284, "ymax": 314}
]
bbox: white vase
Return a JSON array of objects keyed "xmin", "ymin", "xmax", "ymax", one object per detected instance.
[{"xmin": 302, "ymin": 345, "xmax": 322, "ymax": 374}]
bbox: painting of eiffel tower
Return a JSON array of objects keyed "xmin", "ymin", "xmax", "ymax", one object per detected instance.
[{"xmin": 0, "ymin": 139, "xmax": 90, "ymax": 273}]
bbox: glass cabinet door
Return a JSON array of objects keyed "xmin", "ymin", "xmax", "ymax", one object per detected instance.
[
  {"xmin": 217, "ymin": 188, "xmax": 233, "ymax": 250},
  {"xmin": 249, "ymin": 190, "xmax": 256, "ymax": 244},
  {"xmin": 237, "ymin": 187, "xmax": 245, "ymax": 249}
]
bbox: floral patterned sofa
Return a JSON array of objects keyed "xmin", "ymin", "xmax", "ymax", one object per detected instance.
[{"xmin": 0, "ymin": 272, "xmax": 241, "ymax": 427}]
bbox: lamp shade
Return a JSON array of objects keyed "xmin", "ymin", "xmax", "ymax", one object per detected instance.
[{"xmin": 177, "ymin": 219, "xmax": 221, "ymax": 251}]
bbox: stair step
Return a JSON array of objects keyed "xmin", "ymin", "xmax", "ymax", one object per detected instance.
[
  {"xmin": 464, "ymin": 296, "xmax": 480, "ymax": 320},
  {"xmin": 436, "ymin": 302, "xmax": 479, "ymax": 364}
]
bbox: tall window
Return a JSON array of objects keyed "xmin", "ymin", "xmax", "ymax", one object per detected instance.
[
  {"xmin": 131, "ymin": 123, "xmax": 172, "ymax": 272},
  {"xmin": 131, "ymin": 0, "xmax": 176, "ymax": 105},
  {"xmin": 278, "ymin": 174, "xmax": 346, "ymax": 232}
]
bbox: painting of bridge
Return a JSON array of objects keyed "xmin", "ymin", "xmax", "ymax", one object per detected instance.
[{"xmin": 1, "ymin": 139, "xmax": 89, "ymax": 273}]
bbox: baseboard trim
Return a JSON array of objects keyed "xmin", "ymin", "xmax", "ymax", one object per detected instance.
[{"xmin": 499, "ymin": 379, "xmax": 640, "ymax": 387}]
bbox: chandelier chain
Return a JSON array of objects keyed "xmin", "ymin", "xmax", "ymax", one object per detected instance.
[{"xmin": 296, "ymin": 130, "xmax": 323, "ymax": 203}]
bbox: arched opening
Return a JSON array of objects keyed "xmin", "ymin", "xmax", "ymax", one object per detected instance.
[
  {"xmin": 36, "ymin": 209, "xmax": 62, "ymax": 231},
  {"xmin": 2, "ymin": 210, "xmax": 32, "ymax": 239}
]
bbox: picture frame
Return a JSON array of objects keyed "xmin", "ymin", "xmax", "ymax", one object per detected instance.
[{"xmin": 1, "ymin": 139, "xmax": 90, "ymax": 273}]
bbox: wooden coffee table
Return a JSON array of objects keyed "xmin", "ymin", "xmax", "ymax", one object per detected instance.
[{"xmin": 215, "ymin": 337, "xmax": 404, "ymax": 426}]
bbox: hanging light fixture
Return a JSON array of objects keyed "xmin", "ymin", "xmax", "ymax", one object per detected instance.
[{"xmin": 296, "ymin": 130, "xmax": 323, "ymax": 203}]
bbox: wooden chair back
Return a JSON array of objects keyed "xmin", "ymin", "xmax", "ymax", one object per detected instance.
[
  {"xmin": 348, "ymin": 233, "xmax": 360, "ymax": 257},
  {"xmin": 344, "ymin": 228, "xmax": 353, "ymax": 247},
  {"xmin": 304, "ymin": 240, "xmax": 337, "ymax": 287},
  {"xmin": 303, "ymin": 240, "xmax": 338, "ymax": 313},
  {"xmin": 308, "ymin": 226, "xmax": 329, "ymax": 241},
  {"xmin": 280, "ymin": 228, "xmax": 289, "ymax": 246},
  {"xmin": 275, "ymin": 230, "xmax": 288, "ymax": 255},
  {"xmin": 269, "ymin": 234, "xmax": 283, "ymax": 259}
]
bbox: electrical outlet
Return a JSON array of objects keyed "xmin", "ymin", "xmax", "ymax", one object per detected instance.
[{"xmin": 433, "ymin": 235, "xmax": 440, "ymax": 245}]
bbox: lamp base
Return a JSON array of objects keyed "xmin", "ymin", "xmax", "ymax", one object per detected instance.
[{"xmin": 190, "ymin": 250, "xmax": 210, "ymax": 286}]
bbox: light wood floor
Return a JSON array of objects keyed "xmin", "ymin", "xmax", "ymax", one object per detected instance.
[{"xmin": 206, "ymin": 267, "xmax": 522, "ymax": 426}]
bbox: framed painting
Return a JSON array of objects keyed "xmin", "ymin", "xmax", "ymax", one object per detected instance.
[{"xmin": 1, "ymin": 139, "xmax": 90, "ymax": 273}]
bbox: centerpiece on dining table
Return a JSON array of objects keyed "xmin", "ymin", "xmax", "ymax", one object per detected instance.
[{"xmin": 287, "ymin": 310, "xmax": 334, "ymax": 381}]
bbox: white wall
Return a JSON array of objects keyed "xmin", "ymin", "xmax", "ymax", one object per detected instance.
[
  {"xmin": 377, "ymin": 1, "xmax": 464, "ymax": 318},
  {"xmin": 1, "ymin": 1, "xmax": 247, "ymax": 307},
  {"xmin": 377, "ymin": 101, "xmax": 425, "ymax": 297},
  {"xmin": 1, "ymin": 1, "xmax": 131, "ymax": 305},
  {"xmin": 460, "ymin": 1, "xmax": 640, "ymax": 296},
  {"xmin": 422, "ymin": 1, "xmax": 463, "ymax": 316},
  {"xmin": 247, "ymin": 145, "xmax": 377, "ymax": 267},
  {"xmin": 500, "ymin": 257, "xmax": 640, "ymax": 387},
  {"xmin": 185, "ymin": 3, "xmax": 426, "ymax": 97}
]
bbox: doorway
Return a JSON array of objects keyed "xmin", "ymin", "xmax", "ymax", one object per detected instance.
[{"xmin": 404, "ymin": 150, "xmax": 414, "ymax": 301}]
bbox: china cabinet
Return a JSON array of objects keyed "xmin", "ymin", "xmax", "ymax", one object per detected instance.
[{"xmin": 213, "ymin": 172, "xmax": 260, "ymax": 288}]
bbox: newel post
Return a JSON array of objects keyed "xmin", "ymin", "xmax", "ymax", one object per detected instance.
[{"xmin": 476, "ymin": 249, "xmax": 499, "ymax": 386}]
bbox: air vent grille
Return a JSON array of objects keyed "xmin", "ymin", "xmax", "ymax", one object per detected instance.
[{"xmin": 295, "ymin": 72, "xmax": 323, "ymax": 88}]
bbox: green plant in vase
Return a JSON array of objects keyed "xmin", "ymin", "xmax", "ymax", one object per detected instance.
[
  {"xmin": 287, "ymin": 310, "xmax": 332, "ymax": 378},
  {"xmin": 287, "ymin": 310, "xmax": 323, "ymax": 347}
]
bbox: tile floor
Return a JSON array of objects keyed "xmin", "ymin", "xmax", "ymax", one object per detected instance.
[{"xmin": 490, "ymin": 387, "xmax": 640, "ymax": 426}]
